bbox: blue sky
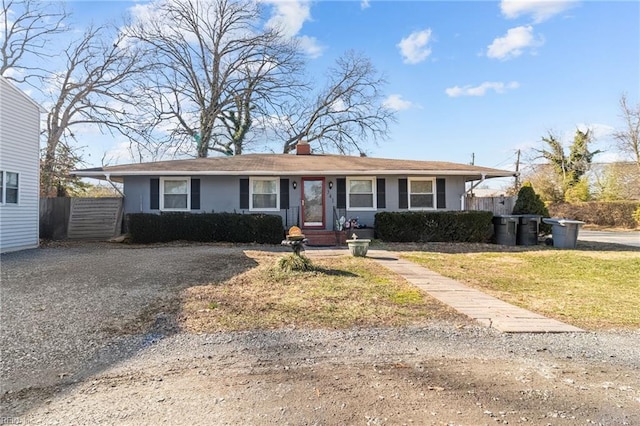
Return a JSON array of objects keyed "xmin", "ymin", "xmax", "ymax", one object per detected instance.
[{"xmin": 17, "ymin": 1, "xmax": 640, "ymax": 184}]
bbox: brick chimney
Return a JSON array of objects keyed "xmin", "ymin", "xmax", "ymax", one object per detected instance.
[{"xmin": 296, "ymin": 140, "xmax": 311, "ymax": 155}]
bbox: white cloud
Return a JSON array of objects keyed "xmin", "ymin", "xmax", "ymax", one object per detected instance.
[
  {"xmin": 126, "ymin": 1, "xmax": 207, "ymax": 45},
  {"xmin": 501, "ymin": 0, "xmax": 578, "ymax": 23},
  {"xmin": 297, "ymin": 35, "xmax": 325, "ymax": 58},
  {"xmin": 329, "ymin": 97, "xmax": 347, "ymax": 112},
  {"xmin": 575, "ymin": 123, "xmax": 615, "ymax": 140},
  {"xmin": 397, "ymin": 29, "xmax": 433, "ymax": 65},
  {"xmin": 263, "ymin": 0, "xmax": 312, "ymax": 38},
  {"xmin": 361, "ymin": 0, "xmax": 370, "ymax": 10},
  {"xmin": 383, "ymin": 94, "xmax": 414, "ymax": 111},
  {"xmin": 486, "ymin": 25, "xmax": 543, "ymax": 60},
  {"xmin": 261, "ymin": 1, "xmax": 323, "ymax": 57},
  {"xmin": 445, "ymin": 81, "xmax": 520, "ymax": 97}
]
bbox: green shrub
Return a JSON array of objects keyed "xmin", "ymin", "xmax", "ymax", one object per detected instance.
[
  {"xmin": 126, "ymin": 212, "xmax": 284, "ymax": 243},
  {"xmin": 374, "ymin": 211, "xmax": 494, "ymax": 243},
  {"xmin": 564, "ymin": 177, "xmax": 591, "ymax": 203},
  {"xmin": 634, "ymin": 205, "xmax": 640, "ymax": 226},
  {"xmin": 548, "ymin": 201, "xmax": 640, "ymax": 228},
  {"xmin": 277, "ymin": 254, "xmax": 314, "ymax": 272},
  {"xmin": 512, "ymin": 184, "xmax": 551, "ymax": 234}
]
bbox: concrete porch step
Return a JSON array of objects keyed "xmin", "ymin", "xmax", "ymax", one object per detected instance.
[{"xmin": 302, "ymin": 230, "xmax": 345, "ymax": 246}]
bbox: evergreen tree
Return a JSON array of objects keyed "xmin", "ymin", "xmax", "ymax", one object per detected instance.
[{"xmin": 512, "ymin": 183, "xmax": 551, "ymax": 234}]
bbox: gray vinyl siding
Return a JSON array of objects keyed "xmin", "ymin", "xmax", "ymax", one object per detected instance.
[
  {"xmin": 0, "ymin": 78, "xmax": 41, "ymax": 253},
  {"xmin": 122, "ymin": 174, "xmax": 467, "ymax": 232},
  {"xmin": 123, "ymin": 175, "xmax": 289, "ymax": 224},
  {"xmin": 334, "ymin": 176, "xmax": 467, "ymax": 228}
]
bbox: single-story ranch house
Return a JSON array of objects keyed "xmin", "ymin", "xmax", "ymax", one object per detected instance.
[{"xmin": 73, "ymin": 143, "xmax": 515, "ymax": 243}]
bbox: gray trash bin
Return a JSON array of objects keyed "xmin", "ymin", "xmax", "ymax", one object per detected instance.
[
  {"xmin": 493, "ymin": 215, "xmax": 519, "ymax": 246},
  {"xmin": 542, "ymin": 218, "xmax": 585, "ymax": 249},
  {"xmin": 516, "ymin": 215, "xmax": 541, "ymax": 246}
]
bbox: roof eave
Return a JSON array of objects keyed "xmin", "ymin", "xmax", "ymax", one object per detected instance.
[{"xmin": 73, "ymin": 169, "xmax": 515, "ymax": 180}]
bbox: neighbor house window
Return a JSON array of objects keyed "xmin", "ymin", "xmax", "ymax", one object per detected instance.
[
  {"xmin": 250, "ymin": 177, "xmax": 279, "ymax": 211},
  {"xmin": 0, "ymin": 171, "xmax": 19, "ymax": 204},
  {"xmin": 160, "ymin": 177, "xmax": 190, "ymax": 211},
  {"xmin": 409, "ymin": 178, "xmax": 435, "ymax": 209},
  {"xmin": 347, "ymin": 177, "xmax": 376, "ymax": 210}
]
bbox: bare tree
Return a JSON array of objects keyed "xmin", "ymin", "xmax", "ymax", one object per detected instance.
[
  {"xmin": 612, "ymin": 94, "xmax": 640, "ymax": 170},
  {"xmin": 124, "ymin": 0, "xmax": 304, "ymax": 158},
  {"xmin": 41, "ymin": 25, "xmax": 147, "ymax": 196},
  {"xmin": 0, "ymin": 0, "xmax": 69, "ymax": 84},
  {"xmin": 276, "ymin": 50, "xmax": 395, "ymax": 155}
]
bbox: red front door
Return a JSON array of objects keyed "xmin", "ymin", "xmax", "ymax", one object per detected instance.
[{"xmin": 301, "ymin": 178, "xmax": 325, "ymax": 228}]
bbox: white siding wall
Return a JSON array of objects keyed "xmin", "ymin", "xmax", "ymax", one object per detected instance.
[{"xmin": 0, "ymin": 78, "xmax": 41, "ymax": 253}]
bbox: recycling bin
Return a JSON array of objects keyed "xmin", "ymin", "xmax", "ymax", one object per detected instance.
[
  {"xmin": 516, "ymin": 215, "xmax": 542, "ymax": 246},
  {"xmin": 542, "ymin": 218, "xmax": 585, "ymax": 249},
  {"xmin": 492, "ymin": 215, "xmax": 519, "ymax": 246}
]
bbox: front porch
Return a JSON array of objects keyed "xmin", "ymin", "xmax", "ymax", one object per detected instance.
[{"xmin": 301, "ymin": 227, "xmax": 375, "ymax": 246}]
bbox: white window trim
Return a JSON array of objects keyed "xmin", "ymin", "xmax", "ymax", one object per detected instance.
[
  {"xmin": 159, "ymin": 176, "xmax": 191, "ymax": 211},
  {"xmin": 249, "ymin": 177, "xmax": 280, "ymax": 212},
  {"xmin": 346, "ymin": 176, "xmax": 377, "ymax": 211},
  {"xmin": 0, "ymin": 170, "xmax": 19, "ymax": 205},
  {"xmin": 408, "ymin": 177, "xmax": 436, "ymax": 210}
]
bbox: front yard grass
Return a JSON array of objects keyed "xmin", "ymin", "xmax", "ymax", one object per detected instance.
[
  {"xmin": 402, "ymin": 249, "xmax": 640, "ymax": 330},
  {"xmin": 179, "ymin": 251, "xmax": 465, "ymax": 332}
]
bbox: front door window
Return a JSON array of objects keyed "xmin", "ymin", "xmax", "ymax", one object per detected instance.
[{"xmin": 302, "ymin": 178, "xmax": 324, "ymax": 228}]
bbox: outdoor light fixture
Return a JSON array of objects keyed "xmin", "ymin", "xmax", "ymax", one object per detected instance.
[
  {"xmin": 328, "ymin": 181, "xmax": 333, "ymax": 189},
  {"xmin": 292, "ymin": 181, "xmax": 297, "ymax": 189}
]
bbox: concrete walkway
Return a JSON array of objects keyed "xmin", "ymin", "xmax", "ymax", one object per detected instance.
[{"xmin": 306, "ymin": 248, "xmax": 584, "ymax": 334}]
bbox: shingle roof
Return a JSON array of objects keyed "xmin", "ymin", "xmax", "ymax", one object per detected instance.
[{"xmin": 73, "ymin": 153, "xmax": 515, "ymax": 182}]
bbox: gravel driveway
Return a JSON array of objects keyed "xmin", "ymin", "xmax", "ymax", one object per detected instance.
[
  {"xmin": 0, "ymin": 244, "xmax": 257, "ymax": 403},
  {"xmin": 1, "ymin": 243, "xmax": 639, "ymax": 424}
]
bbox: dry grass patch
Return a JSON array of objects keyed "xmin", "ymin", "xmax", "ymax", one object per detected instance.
[
  {"xmin": 179, "ymin": 252, "xmax": 464, "ymax": 332},
  {"xmin": 402, "ymin": 249, "xmax": 640, "ymax": 330}
]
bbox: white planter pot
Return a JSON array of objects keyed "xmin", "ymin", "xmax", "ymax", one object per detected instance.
[{"xmin": 346, "ymin": 239, "xmax": 371, "ymax": 257}]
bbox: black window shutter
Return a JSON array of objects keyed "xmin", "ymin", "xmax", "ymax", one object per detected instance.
[
  {"xmin": 436, "ymin": 178, "xmax": 446, "ymax": 209},
  {"xmin": 336, "ymin": 178, "xmax": 346, "ymax": 209},
  {"xmin": 398, "ymin": 178, "xmax": 408, "ymax": 209},
  {"xmin": 280, "ymin": 178, "xmax": 289, "ymax": 209},
  {"xmin": 191, "ymin": 178, "xmax": 200, "ymax": 210},
  {"xmin": 239, "ymin": 178, "xmax": 249, "ymax": 209},
  {"xmin": 376, "ymin": 178, "xmax": 386, "ymax": 209},
  {"xmin": 150, "ymin": 178, "xmax": 159, "ymax": 210}
]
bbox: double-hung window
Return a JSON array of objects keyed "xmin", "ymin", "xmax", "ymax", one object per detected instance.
[
  {"xmin": 409, "ymin": 178, "xmax": 435, "ymax": 209},
  {"xmin": 347, "ymin": 177, "xmax": 376, "ymax": 210},
  {"xmin": 250, "ymin": 177, "xmax": 279, "ymax": 211},
  {"xmin": 0, "ymin": 171, "xmax": 19, "ymax": 204},
  {"xmin": 160, "ymin": 177, "xmax": 190, "ymax": 211}
]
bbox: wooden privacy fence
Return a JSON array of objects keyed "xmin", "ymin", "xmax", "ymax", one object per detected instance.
[
  {"xmin": 40, "ymin": 197, "xmax": 71, "ymax": 240},
  {"xmin": 464, "ymin": 196, "xmax": 516, "ymax": 215},
  {"xmin": 40, "ymin": 197, "xmax": 123, "ymax": 240}
]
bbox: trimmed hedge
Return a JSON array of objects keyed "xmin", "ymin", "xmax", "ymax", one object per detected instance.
[
  {"xmin": 375, "ymin": 211, "xmax": 494, "ymax": 243},
  {"xmin": 548, "ymin": 201, "xmax": 640, "ymax": 229},
  {"xmin": 126, "ymin": 213, "xmax": 284, "ymax": 244}
]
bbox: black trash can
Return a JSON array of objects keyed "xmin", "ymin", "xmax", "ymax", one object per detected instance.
[
  {"xmin": 492, "ymin": 215, "xmax": 519, "ymax": 246},
  {"xmin": 516, "ymin": 215, "xmax": 541, "ymax": 246}
]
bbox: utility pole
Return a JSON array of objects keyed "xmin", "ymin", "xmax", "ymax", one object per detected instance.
[
  {"xmin": 514, "ymin": 149, "xmax": 521, "ymax": 192},
  {"xmin": 468, "ymin": 153, "xmax": 476, "ymax": 196}
]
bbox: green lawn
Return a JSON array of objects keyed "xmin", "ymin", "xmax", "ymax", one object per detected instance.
[{"xmin": 402, "ymin": 250, "xmax": 640, "ymax": 330}]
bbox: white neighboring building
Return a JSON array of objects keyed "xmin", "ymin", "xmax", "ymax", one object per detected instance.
[{"xmin": 0, "ymin": 77, "xmax": 42, "ymax": 253}]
